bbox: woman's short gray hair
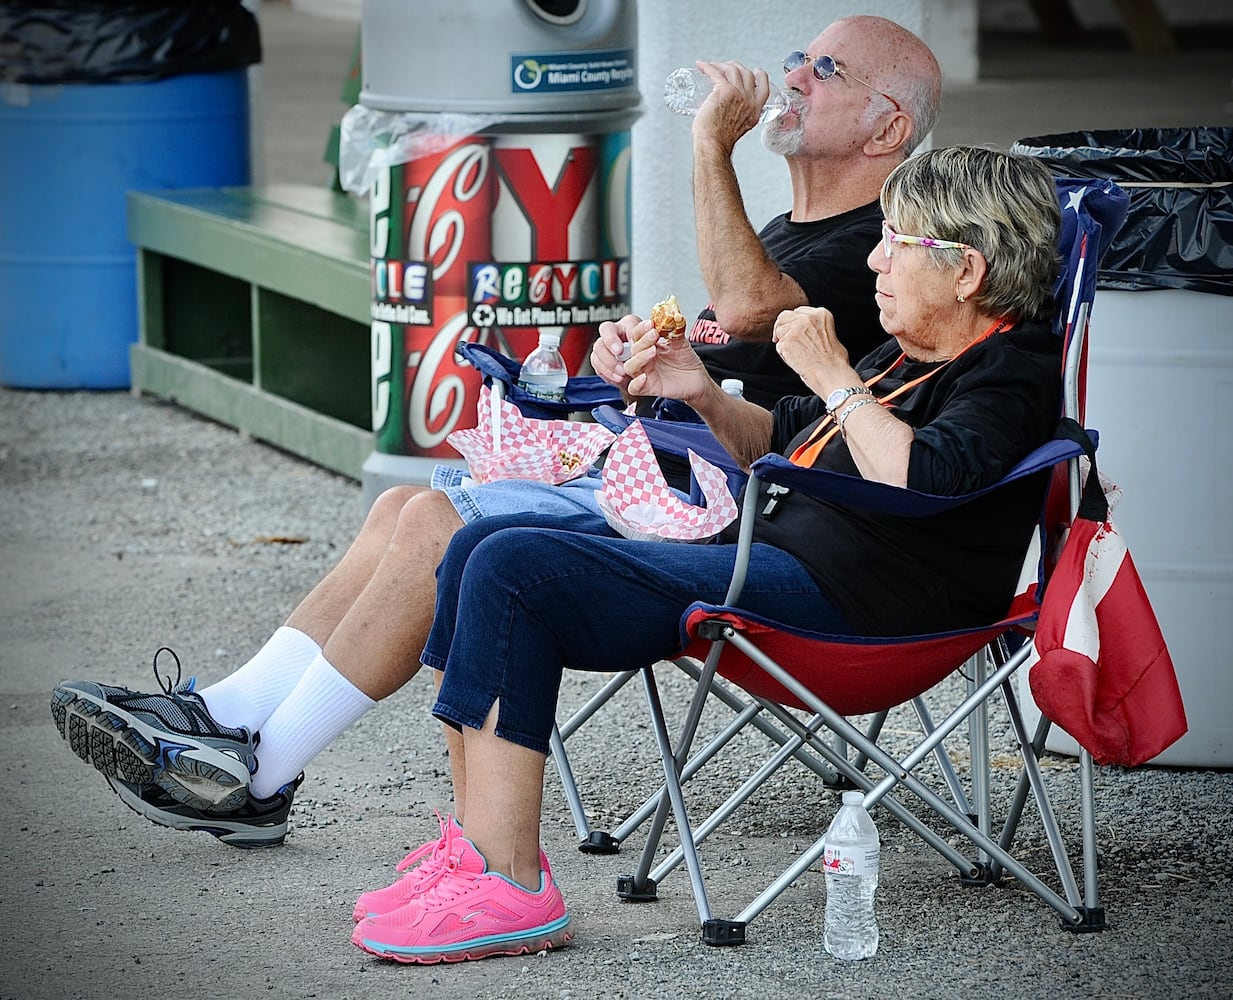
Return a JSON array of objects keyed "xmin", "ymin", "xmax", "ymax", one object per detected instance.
[{"xmin": 881, "ymin": 146, "xmax": 1061, "ymax": 323}]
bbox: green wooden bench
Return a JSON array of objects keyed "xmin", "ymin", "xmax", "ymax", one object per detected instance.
[{"xmin": 127, "ymin": 183, "xmax": 373, "ymax": 479}]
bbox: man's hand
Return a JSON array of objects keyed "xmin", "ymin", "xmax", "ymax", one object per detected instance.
[{"xmin": 692, "ymin": 60, "xmax": 771, "ymax": 153}]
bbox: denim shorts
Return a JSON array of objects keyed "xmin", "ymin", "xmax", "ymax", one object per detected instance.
[{"xmin": 430, "ymin": 465, "xmax": 601, "ymax": 525}]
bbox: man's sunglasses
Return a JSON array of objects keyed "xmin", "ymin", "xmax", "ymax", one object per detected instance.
[{"xmin": 782, "ymin": 52, "xmax": 902, "ymax": 112}]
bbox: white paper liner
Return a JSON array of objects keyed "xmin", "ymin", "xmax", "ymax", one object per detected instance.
[{"xmin": 597, "ymin": 420, "xmax": 737, "ymax": 542}]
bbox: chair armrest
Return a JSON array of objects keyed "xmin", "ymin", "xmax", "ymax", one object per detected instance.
[
  {"xmin": 748, "ymin": 429, "xmax": 1097, "ymax": 518},
  {"xmin": 592, "ymin": 406, "xmax": 745, "ymax": 479},
  {"xmin": 456, "ymin": 342, "xmax": 624, "ymax": 418},
  {"xmin": 715, "ymin": 426, "xmax": 1097, "ymax": 609}
]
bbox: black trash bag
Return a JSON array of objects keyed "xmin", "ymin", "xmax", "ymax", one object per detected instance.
[
  {"xmin": 1012, "ymin": 127, "xmax": 1232, "ymax": 296},
  {"xmin": 0, "ymin": 0, "xmax": 261, "ymax": 85}
]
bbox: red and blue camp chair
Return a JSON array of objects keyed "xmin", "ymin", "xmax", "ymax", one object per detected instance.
[{"xmin": 594, "ymin": 178, "xmax": 1131, "ymax": 944}]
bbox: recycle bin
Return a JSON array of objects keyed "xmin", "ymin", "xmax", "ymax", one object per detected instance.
[
  {"xmin": 1012, "ymin": 127, "xmax": 1233, "ymax": 766},
  {"xmin": 345, "ymin": 0, "xmax": 641, "ymax": 498},
  {"xmin": 0, "ymin": 1, "xmax": 259, "ymax": 390}
]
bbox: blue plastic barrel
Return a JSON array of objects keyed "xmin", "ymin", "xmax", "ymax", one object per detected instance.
[{"xmin": 0, "ymin": 70, "xmax": 250, "ymax": 389}]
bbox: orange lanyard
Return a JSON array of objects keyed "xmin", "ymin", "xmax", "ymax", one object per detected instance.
[{"xmin": 788, "ymin": 316, "xmax": 1011, "ymax": 468}]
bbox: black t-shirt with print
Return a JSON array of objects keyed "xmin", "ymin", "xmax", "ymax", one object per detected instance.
[{"xmin": 690, "ymin": 200, "xmax": 887, "ymax": 410}]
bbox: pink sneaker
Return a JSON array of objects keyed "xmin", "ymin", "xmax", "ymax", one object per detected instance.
[
  {"xmin": 351, "ymin": 833, "xmax": 571, "ymax": 964},
  {"xmin": 352, "ymin": 813, "xmax": 459, "ymax": 923},
  {"xmin": 352, "ymin": 814, "xmax": 554, "ymax": 923}
]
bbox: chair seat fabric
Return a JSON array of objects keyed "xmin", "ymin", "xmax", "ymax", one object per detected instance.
[{"xmin": 681, "ymin": 603, "xmax": 1034, "ymax": 716}]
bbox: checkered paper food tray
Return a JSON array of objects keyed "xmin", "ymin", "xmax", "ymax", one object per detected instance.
[
  {"xmin": 447, "ymin": 386, "xmax": 616, "ymax": 485},
  {"xmin": 598, "ymin": 420, "xmax": 737, "ymax": 542}
]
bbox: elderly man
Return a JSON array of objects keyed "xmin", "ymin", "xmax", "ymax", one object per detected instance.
[{"xmin": 51, "ymin": 16, "xmax": 943, "ymax": 850}]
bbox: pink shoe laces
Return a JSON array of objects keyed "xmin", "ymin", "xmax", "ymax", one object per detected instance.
[{"xmin": 393, "ymin": 810, "xmax": 455, "ymax": 892}]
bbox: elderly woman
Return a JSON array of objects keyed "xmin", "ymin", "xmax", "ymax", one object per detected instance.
[{"xmin": 351, "ymin": 146, "xmax": 1063, "ymax": 964}]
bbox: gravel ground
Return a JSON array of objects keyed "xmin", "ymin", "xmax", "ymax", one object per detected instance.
[
  {"xmin": 4, "ymin": 6, "xmax": 1231, "ymax": 996},
  {"xmin": 2, "ymin": 387, "xmax": 1231, "ymax": 1000}
]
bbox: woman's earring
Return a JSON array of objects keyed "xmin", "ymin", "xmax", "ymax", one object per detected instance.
[{"xmin": 956, "ymin": 293, "xmax": 966, "ymax": 303}]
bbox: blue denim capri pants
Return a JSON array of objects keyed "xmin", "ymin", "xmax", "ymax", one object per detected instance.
[{"xmin": 424, "ymin": 512, "xmax": 853, "ymax": 756}]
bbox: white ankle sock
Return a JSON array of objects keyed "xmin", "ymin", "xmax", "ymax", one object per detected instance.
[
  {"xmin": 199, "ymin": 626, "xmax": 321, "ymax": 732},
  {"xmin": 248, "ymin": 652, "xmax": 376, "ymax": 800}
]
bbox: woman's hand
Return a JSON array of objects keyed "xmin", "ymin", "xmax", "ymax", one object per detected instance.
[
  {"xmin": 771, "ymin": 306, "xmax": 855, "ymax": 396},
  {"xmin": 775, "ymin": 305, "xmax": 914, "ymax": 487},
  {"xmin": 621, "ymin": 319, "xmax": 710, "ymax": 402},
  {"xmin": 592, "ymin": 314, "xmax": 644, "ymax": 391}
]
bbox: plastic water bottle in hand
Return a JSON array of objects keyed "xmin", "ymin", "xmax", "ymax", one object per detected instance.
[
  {"xmin": 823, "ymin": 790, "xmax": 880, "ymax": 960},
  {"xmin": 517, "ymin": 331, "xmax": 568, "ymax": 403},
  {"xmin": 663, "ymin": 67, "xmax": 791, "ymax": 123}
]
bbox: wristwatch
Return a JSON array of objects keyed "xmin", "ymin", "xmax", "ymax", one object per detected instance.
[{"xmin": 825, "ymin": 385, "xmax": 872, "ymax": 415}]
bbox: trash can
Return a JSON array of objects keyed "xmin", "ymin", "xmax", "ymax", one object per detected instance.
[
  {"xmin": 0, "ymin": 1, "xmax": 260, "ymax": 390},
  {"xmin": 1013, "ymin": 127, "xmax": 1233, "ymax": 766},
  {"xmin": 346, "ymin": 0, "xmax": 641, "ymax": 499}
]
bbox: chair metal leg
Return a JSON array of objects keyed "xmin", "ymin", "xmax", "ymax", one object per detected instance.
[
  {"xmin": 548, "ymin": 725, "xmax": 592, "ymax": 843},
  {"xmin": 648, "ymin": 711, "xmax": 830, "ymax": 884},
  {"xmin": 552, "ymin": 670, "xmax": 639, "ymax": 852},
  {"xmin": 967, "ymin": 651, "xmax": 994, "ymax": 872},
  {"xmin": 995, "ymin": 710, "xmax": 1052, "ymax": 882},
  {"xmin": 911, "ymin": 696, "xmax": 972, "ymax": 819},
  {"xmin": 619, "ymin": 649, "xmax": 726, "ymax": 903},
  {"xmin": 549, "ymin": 724, "xmax": 621, "ymax": 853},
  {"xmin": 1000, "ymin": 679, "xmax": 1085, "ymax": 913},
  {"xmin": 724, "ymin": 627, "xmax": 1087, "ymax": 927},
  {"xmin": 991, "ymin": 674, "xmax": 1105, "ymax": 932},
  {"xmin": 638, "ymin": 666, "xmax": 749, "ymax": 943},
  {"xmin": 1076, "ymin": 748, "xmax": 1106, "ymax": 931},
  {"xmin": 847, "ymin": 709, "xmax": 887, "ymax": 783}
]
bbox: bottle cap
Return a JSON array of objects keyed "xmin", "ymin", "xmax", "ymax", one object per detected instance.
[
  {"xmin": 842, "ymin": 790, "xmax": 865, "ymax": 805},
  {"xmin": 721, "ymin": 378, "xmax": 744, "ymax": 396},
  {"xmin": 539, "ymin": 331, "xmax": 562, "ymax": 348}
]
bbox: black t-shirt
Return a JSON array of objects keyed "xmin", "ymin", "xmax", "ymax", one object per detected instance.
[
  {"xmin": 690, "ymin": 200, "xmax": 887, "ymax": 409},
  {"xmin": 724, "ymin": 321, "xmax": 1062, "ymax": 636}
]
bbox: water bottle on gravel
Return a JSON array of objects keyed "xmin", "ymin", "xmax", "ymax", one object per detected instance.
[
  {"xmin": 517, "ymin": 331, "xmax": 568, "ymax": 403},
  {"xmin": 823, "ymin": 790, "xmax": 880, "ymax": 960},
  {"xmin": 663, "ymin": 67, "xmax": 791, "ymax": 123}
]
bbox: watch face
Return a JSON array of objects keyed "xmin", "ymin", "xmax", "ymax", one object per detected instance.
[{"xmin": 826, "ymin": 388, "xmax": 848, "ymax": 410}]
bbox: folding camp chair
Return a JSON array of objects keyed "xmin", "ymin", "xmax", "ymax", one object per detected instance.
[{"xmin": 602, "ymin": 177, "xmax": 1130, "ymax": 945}]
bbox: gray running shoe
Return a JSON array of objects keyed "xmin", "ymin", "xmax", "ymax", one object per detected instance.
[
  {"xmin": 51, "ymin": 647, "xmax": 257, "ymax": 812},
  {"xmin": 105, "ymin": 773, "xmax": 302, "ymax": 849}
]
